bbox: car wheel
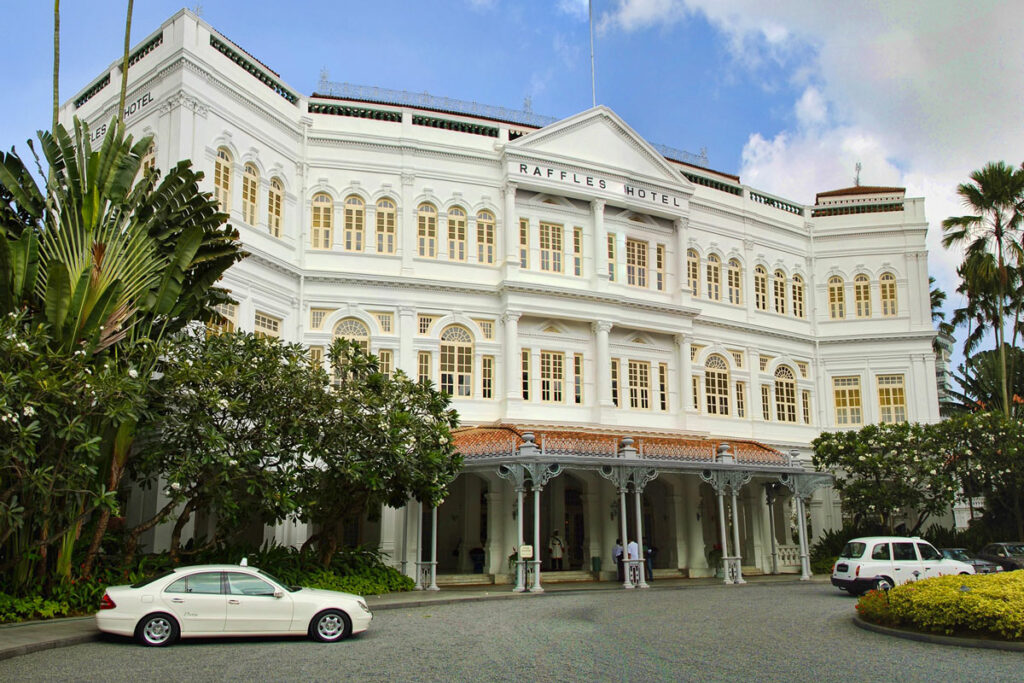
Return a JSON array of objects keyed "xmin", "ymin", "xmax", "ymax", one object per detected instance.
[
  {"xmin": 874, "ymin": 577, "xmax": 893, "ymax": 592},
  {"xmin": 310, "ymin": 609, "xmax": 352, "ymax": 643},
  {"xmin": 135, "ymin": 613, "xmax": 179, "ymax": 647}
]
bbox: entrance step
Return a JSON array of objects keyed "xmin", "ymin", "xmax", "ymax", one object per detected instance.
[
  {"xmin": 538, "ymin": 570, "xmax": 596, "ymax": 583},
  {"xmin": 653, "ymin": 568, "xmax": 686, "ymax": 579},
  {"xmin": 742, "ymin": 567, "xmax": 765, "ymax": 576},
  {"xmin": 435, "ymin": 574, "xmax": 496, "ymax": 587}
]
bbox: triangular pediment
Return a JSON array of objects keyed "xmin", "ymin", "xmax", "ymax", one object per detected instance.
[{"xmin": 507, "ymin": 106, "xmax": 692, "ymax": 190}]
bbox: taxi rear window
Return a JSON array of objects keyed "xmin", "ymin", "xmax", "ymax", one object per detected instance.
[{"xmin": 839, "ymin": 542, "xmax": 866, "ymax": 559}]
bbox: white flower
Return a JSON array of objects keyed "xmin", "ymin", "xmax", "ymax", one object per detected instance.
[
  {"xmin": 22, "ymin": 406, "xmax": 35, "ymax": 417},
  {"xmin": 929, "ymin": 469, "xmax": 937, "ymax": 475},
  {"xmin": 858, "ymin": 455, "xmax": 866, "ymax": 461},
  {"xmin": 128, "ymin": 368, "xmax": 138, "ymax": 379},
  {"xmin": 169, "ymin": 482, "xmax": 182, "ymax": 492},
  {"xmin": 218, "ymin": 399, "xmax": 229, "ymax": 410}
]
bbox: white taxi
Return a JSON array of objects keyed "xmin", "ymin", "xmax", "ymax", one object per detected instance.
[
  {"xmin": 96, "ymin": 562, "xmax": 372, "ymax": 646},
  {"xmin": 830, "ymin": 536, "xmax": 975, "ymax": 596}
]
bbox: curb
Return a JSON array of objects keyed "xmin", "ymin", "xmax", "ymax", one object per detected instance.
[
  {"xmin": 852, "ymin": 615, "xmax": 1024, "ymax": 652},
  {"xmin": 0, "ymin": 633, "xmax": 100, "ymax": 662}
]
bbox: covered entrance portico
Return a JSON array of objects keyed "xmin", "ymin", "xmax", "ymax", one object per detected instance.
[{"xmin": 398, "ymin": 426, "xmax": 831, "ymax": 591}]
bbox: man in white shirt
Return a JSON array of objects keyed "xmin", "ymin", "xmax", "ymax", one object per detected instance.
[
  {"xmin": 612, "ymin": 539, "xmax": 623, "ymax": 581},
  {"xmin": 626, "ymin": 539, "xmax": 639, "ymax": 560}
]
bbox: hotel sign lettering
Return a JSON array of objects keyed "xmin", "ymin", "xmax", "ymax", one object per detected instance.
[
  {"xmin": 514, "ymin": 163, "xmax": 681, "ymax": 208},
  {"xmin": 89, "ymin": 92, "xmax": 155, "ymax": 142}
]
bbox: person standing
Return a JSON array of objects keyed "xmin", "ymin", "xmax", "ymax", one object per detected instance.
[
  {"xmin": 626, "ymin": 538, "xmax": 639, "ymax": 582},
  {"xmin": 613, "ymin": 538, "xmax": 624, "ymax": 581},
  {"xmin": 548, "ymin": 530, "xmax": 565, "ymax": 571}
]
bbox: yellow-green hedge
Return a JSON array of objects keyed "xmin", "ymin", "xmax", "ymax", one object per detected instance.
[{"xmin": 856, "ymin": 572, "xmax": 1024, "ymax": 640}]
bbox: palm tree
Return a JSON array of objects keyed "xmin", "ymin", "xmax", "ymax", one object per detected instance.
[
  {"xmin": 942, "ymin": 161, "xmax": 1024, "ymax": 417},
  {"xmin": 52, "ymin": 0, "xmax": 59, "ymax": 130}
]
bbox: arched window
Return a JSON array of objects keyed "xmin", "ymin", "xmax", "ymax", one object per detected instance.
[
  {"xmin": 267, "ymin": 178, "xmax": 283, "ymax": 237},
  {"xmin": 774, "ymin": 366, "xmax": 797, "ymax": 423},
  {"xmin": 333, "ymin": 318, "xmax": 370, "ymax": 353},
  {"xmin": 448, "ymin": 206, "xmax": 467, "ymax": 261},
  {"xmin": 213, "ymin": 147, "xmax": 232, "ymax": 212},
  {"xmin": 376, "ymin": 198, "xmax": 396, "ymax": 254},
  {"xmin": 854, "ymin": 274, "xmax": 871, "ymax": 317},
  {"xmin": 241, "ymin": 163, "xmax": 259, "ymax": 225},
  {"xmin": 311, "ymin": 193, "xmax": 333, "ymax": 249},
  {"xmin": 754, "ymin": 266, "xmax": 768, "ymax": 311},
  {"xmin": 477, "ymin": 210, "xmax": 495, "ymax": 264},
  {"xmin": 440, "ymin": 325, "xmax": 473, "ymax": 397},
  {"xmin": 687, "ymin": 249, "xmax": 700, "ymax": 297},
  {"xmin": 791, "ymin": 275, "xmax": 805, "ymax": 318},
  {"xmin": 418, "ymin": 203, "xmax": 437, "ymax": 257},
  {"xmin": 880, "ymin": 272, "xmax": 897, "ymax": 317},
  {"xmin": 828, "ymin": 276, "xmax": 845, "ymax": 319},
  {"xmin": 773, "ymin": 270, "xmax": 787, "ymax": 315},
  {"xmin": 704, "ymin": 354, "xmax": 730, "ymax": 416},
  {"xmin": 727, "ymin": 258, "xmax": 742, "ymax": 305},
  {"xmin": 706, "ymin": 254, "xmax": 721, "ymax": 300},
  {"xmin": 343, "ymin": 195, "xmax": 365, "ymax": 252}
]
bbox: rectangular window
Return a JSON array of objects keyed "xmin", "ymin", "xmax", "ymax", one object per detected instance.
[
  {"xmin": 628, "ymin": 361, "xmax": 650, "ymax": 409},
  {"xmin": 521, "ymin": 349, "xmax": 531, "ymax": 400},
  {"xmin": 691, "ymin": 376, "xmax": 699, "ymax": 410},
  {"xmin": 540, "ymin": 351, "xmax": 565, "ymax": 403},
  {"xmin": 802, "ymin": 390, "xmax": 812, "ymax": 425},
  {"xmin": 208, "ymin": 302, "xmax": 237, "ymax": 335},
  {"xmin": 253, "ymin": 311, "xmax": 281, "ymax": 339},
  {"xmin": 690, "ymin": 344, "xmax": 703, "ymax": 361},
  {"xmin": 417, "ymin": 351, "xmax": 431, "ymax": 384},
  {"xmin": 687, "ymin": 252, "xmax": 699, "ymax": 296},
  {"xmin": 539, "ymin": 222, "xmax": 563, "ymax": 273},
  {"xmin": 418, "ymin": 315, "xmax": 435, "ymax": 335},
  {"xmin": 378, "ymin": 349, "xmax": 393, "ymax": 377},
  {"xmin": 519, "ymin": 219, "xmax": 530, "ymax": 268},
  {"xmin": 376, "ymin": 201, "xmax": 396, "ymax": 254},
  {"xmin": 310, "ymin": 308, "xmax": 330, "ymax": 330},
  {"xmin": 877, "ymin": 374, "xmax": 907, "ymax": 423},
  {"xmin": 573, "ymin": 227, "xmax": 583, "ymax": 276},
  {"xmin": 374, "ymin": 312, "xmax": 394, "ymax": 333},
  {"xmin": 759, "ymin": 355, "xmax": 771, "ymax": 372},
  {"xmin": 477, "ymin": 220, "xmax": 495, "ymax": 264},
  {"xmin": 797, "ymin": 361, "xmax": 809, "ymax": 378},
  {"xmin": 730, "ymin": 351, "xmax": 744, "ymax": 368},
  {"xmin": 344, "ymin": 202, "xmax": 364, "ymax": 252},
  {"xmin": 658, "ymin": 363, "xmax": 668, "ymax": 411},
  {"xmin": 655, "ymin": 244, "xmax": 665, "ymax": 291},
  {"xmin": 482, "ymin": 356, "xmax": 494, "ymax": 399},
  {"xmin": 574, "ymin": 353, "xmax": 583, "ymax": 404},
  {"xmin": 833, "ymin": 376, "xmax": 863, "ymax": 426},
  {"xmin": 448, "ymin": 215, "xmax": 466, "ymax": 261},
  {"xmin": 611, "ymin": 358, "xmax": 620, "ymax": 407},
  {"xmin": 761, "ymin": 385, "xmax": 771, "ymax": 420},
  {"xmin": 626, "ymin": 238, "xmax": 647, "ymax": 287},
  {"xmin": 735, "ymin": 381, "xmax": 746, "ymax": 418},
  {"xmin": 792, "ymin": 280, "xmax": 805, "ymax": 318},
  {"xmin": 607, "ymin": 233, "xmax": 617, "ymax": 281},
  {"xmin": 308, "ymin": 346, "xmax": 323, "ymax": 367},
  {"xmin": 474, "ymin": 319, "xmax": 494, "ymax": 340},
  {"xmin": 418, "ymin": 208, "xmax": 437, "ymax": 258}
]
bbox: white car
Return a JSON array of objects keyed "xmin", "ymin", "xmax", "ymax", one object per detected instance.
[
  {"xmin": 96, "ymin": 563, "xmax": 372, "ymax": 646},
  {"xmin": 830, "ymin": 536, "xmax": 975, "ymax": 596}
]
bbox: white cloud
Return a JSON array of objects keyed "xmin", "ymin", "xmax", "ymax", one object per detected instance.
[{"xmin": 557, "ymin": 0, "xmax": 589, "ymax": 20}]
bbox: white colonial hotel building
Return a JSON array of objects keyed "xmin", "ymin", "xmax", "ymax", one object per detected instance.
[{"xmin": 64, "ymin": 10, "xmax": 941, "ymax": 588}]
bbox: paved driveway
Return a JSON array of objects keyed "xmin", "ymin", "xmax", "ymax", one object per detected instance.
[{"xmin": 2, "ymin": 581, "xmax": 1020, "ymax": 681}]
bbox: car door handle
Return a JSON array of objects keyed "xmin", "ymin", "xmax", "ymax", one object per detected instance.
[
  {"xmin": 894, "ymin": 568, "xmax": 901, "ymax": 571},
  {"xmin": 170, "ymin": 598, "xmax": 185, "ymax": 603},
  {"xmin": 228, "ymin": 599, "xmax": 240, "ymax": 605}
]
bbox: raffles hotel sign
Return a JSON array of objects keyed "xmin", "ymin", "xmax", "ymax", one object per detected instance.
[{"xmin": 511, "ymin": 162, "xmax": 682, "ymax": 209}]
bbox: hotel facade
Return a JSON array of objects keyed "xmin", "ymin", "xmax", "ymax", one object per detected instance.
[{"xmin": 64, "ymin": 10, "xmax": 940, "ymax": 587}]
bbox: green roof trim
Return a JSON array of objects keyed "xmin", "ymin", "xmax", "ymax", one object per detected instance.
[
  {"xmin": 210, "ymin": 35, "xmax": 298, "ymax": 105},
  {"xmin": 683, "ymin": 171, "xmax": 743, "ymax": 196},
  {"xmin": 412, "ymin": 114, "xmax": 498, "ymax": 138},
  {"xmin": 128, "ymin": 33, "xmax": 163, "ymax": 69},
  {"xmin": 308, "ymin": 102, "xmax": 401, "ymax": 122},
  {"xmin": 74, "ymin": 74, "xmax": 111, "ymax": 109}
]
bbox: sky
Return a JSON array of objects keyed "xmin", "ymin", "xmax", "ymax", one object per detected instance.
[{"xmin": 2, "ymin": 0, "xmax": 1022, "ymax": 369}]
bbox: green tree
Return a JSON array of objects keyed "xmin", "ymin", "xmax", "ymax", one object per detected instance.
[
  {"xmin": 812, "ymin": 422, "xmax": 959, "ymax": 534},
  {"xmin": 298, "ymin": 338, "xmax": 462, "ymax": 566},
  {"xmin": 944, "ymin": 346, "xmax": 1024, "ymax": 417},
  {"xmin": 942, "ymin": 161, "xmax": 1024, "ymax": 417}
]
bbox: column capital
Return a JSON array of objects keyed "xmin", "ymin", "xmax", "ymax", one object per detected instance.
[
  {"xmin": 401, "ymin": 171, "xmax": 416, "ymax": 186},
  {"xmin": 502, "ymin": 311, "xmax": 522, "ymax": 325},
  {"xmin": 503, "ymin": 181, "xmax": 518, "ymax": 196},
  {"xmin": 399, "ymin": 305, "xmax": 416, "ymax": 317},
  {"xmin": 591, "ymin": 198, "xmax": 606, "ymax": 211},
  {"xmin": 673, "ymin": 216, "xmax": 688, "ymax": 230},
  {"xmin": 674, "ymin": 333, "xmax": 689, "ymax": 347},
  {"xmin": 592, "ymin": 320, "xmax": 613, "ymax": 334}
]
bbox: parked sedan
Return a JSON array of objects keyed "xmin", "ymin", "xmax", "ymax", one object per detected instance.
[
  {"xmin": 939, "ymin": 548, "xmax": 1003, "ymax": 574},
  {"xmin": 976, "ymin": 543, "xmax": 1024, "ymax": 571},
  {"xmin": 96, "ymin": 563, "xmax": 372, "ymax": 646}
]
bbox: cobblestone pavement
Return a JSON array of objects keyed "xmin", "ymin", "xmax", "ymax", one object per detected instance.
[{"xmin": 2, "ymin": 581, "xmax": 1021, "ymax": 682}]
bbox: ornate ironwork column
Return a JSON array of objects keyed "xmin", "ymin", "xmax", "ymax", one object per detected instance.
[
  {"xmin": 699, "ymin": 466, "xmax": 752, "ymax": 585},
  {"xmin": 765, "ymin": 484, "xmax": 779, "ymax": 575},
  {"xmin": 778, "ymin": 472, "xmax": 832, "ymax": 580},
  {"xmin": 523, "ymin": 460, "xmax": 562, "ymax": 593},
  {"xmin": 428, "ymin": 505, "xmax": 439, "ymax": 590},
  {"xmin": 497, "ymin": 463, "xmax": 528, "ymax": 592},
  {"xmin": 599, "ymin": 459, "xmax": 658, "ymax": 589}
]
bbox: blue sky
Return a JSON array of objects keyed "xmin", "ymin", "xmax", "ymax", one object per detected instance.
[{"xmin": 3, "ymin": 1, "xmax": 1023, "ymax": 373}]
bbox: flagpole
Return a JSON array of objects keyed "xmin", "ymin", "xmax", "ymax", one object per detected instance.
[{"xmin": 589, "ymin": 0, "xmax": 596, "ymax": 107}]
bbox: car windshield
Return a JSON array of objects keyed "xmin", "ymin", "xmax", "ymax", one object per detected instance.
[
  {"xmin": 257, "ymin": 569, "xmax": 299, "ymax": 592},
  {"xmin": 130, "ymin": 571, "xmax": 175, "ymax": 588},
  {"xmin": 1007, "ymin": 544, "xmax": 1024, "ymax": 556},
  {"xmin": 839, "ymin": 542, "xmax": 866, "ymax": 559},
  {"xmin": 943, "ymin": 549, "xmax": 970, "ymax": 562}
]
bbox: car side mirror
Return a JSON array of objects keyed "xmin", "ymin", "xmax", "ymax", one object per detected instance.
[{"xmin": 273, "ymin": 590, "xmax": 284, "ymax": 599}]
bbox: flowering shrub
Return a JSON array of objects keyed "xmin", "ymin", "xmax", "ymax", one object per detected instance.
[{"xmin": 856, "ymin": 573, "xmax": 1024, "ymax": 640}]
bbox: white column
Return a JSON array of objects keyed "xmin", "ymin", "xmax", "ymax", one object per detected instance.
[
  {"xmin": 503, "ymin": 182, "xmax": 518, "ymax": 267},
  {"xmin": 766, "ymin": 491, "xmax": 779, "ymax": 574},
  {"xmin": 514, "ymin": 487, "xmax": 526, "ymax": 592},
  {"xmin": 401, "ymin": 502, "xmax": 410, "ymax": 577},
  {"xmin": 400, "ymin": 172, "xmax": 416, "ymax": 274},
  {"xmin": 619, "ymin": 488, "xmax": 632, "ymax": 588},
  {"xmin": 633, "ymin": 490, "xmax": 648, "ymax": 588},
  {"xmin": 797, "ymin": 497, "xmax": 811, "ymax": 581},
  {"xmin": 592, "ymin": 199, "xmax": 607, "ymax": 288},
  {"xmin": 503, "ymin": 312, "xmax": 521, "ymax": 402},
  {"xmin": 730, "ymin": 491, "xmax": 746, "ymax": 584},
  {"xmin": 748, "ymin": 346, "xmax": 763, "ymax": 422},
  {"xmin": 678, "ymin": 335, "xmax": 693, "ymax": 413},
  {"xmin": 414, "ymin": 501, "xmax": 424, "ymax": 589},
  {"xmin": 594, "ymin": 321, "xmax": 613, "ymax": 412},
  {"xmin": 674, "ymin": 218, "xmax": 688, "ymax": 299},
  {"xmin": 429, "ymin": 506, "xmax": 439, "ymax": 590},
  {"xmin": 398, "ymin": 306, "xmax": 416, "ymax": 375},
  {"xmin": 683, "ymin": 477, "xmax": 707, "ymax": 575},
  {"xmin": 717, "ymin": 490, "xmax": 731, "ymax": 584},
  {"xmin": 531, "ymin": 485, "xmax": 543, "ymax": 592}
]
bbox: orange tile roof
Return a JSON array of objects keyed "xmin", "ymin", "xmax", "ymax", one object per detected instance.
[
  {"xmin": 815, "ymin": 185, "xmax": 905, "ymax": 200},
  {"xmin": 452, "ymin": 425, "xmax": 790, "ymax": 466}
]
